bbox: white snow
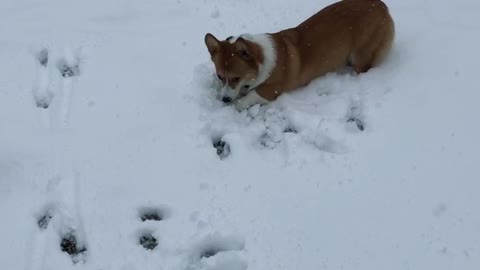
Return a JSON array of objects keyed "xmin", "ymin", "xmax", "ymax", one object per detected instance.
[{"xmin": 1, "ymin": 0, "xmax": 480, "ymax": 269}]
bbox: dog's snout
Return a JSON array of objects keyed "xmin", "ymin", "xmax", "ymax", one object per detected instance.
[{"xmin": 222, "ymin": 97, "xmax": 232, "ymax": 103}]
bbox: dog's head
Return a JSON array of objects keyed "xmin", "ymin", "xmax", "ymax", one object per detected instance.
[{"xmin": 204, "ymin": 33, "xmax": 264, "ymax": 103}]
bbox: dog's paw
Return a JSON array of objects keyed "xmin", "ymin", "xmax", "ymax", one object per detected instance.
[
  {"xmin": 233, "ymin": 91, "xmax": 269, "ymax": 111},
  {"xmin": 232, "ymin": 99, "xmax": 249, "ymax": 111}
]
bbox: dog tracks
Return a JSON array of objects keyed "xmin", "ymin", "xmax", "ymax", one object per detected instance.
[
  {"xmin": 32, "ymin": 48, "xmax": 81, "ymax": 129},
  {"xmin": 28, "ymin": 47, "xmax": 88, "ymax": 267}
]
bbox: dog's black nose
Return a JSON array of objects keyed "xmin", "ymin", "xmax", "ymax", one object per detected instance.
[{"xmin": 222, "ymin": 97, "xmax": 232, "ymax": 103}]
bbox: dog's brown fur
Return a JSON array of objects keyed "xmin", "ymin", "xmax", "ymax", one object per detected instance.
[{"xmin": 205, "ymin": 0, "xmax": 395, "ymax": 104}]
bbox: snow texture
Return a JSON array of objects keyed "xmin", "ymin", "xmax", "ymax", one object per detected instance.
[{"xmin": 1, "ymin": 0, "xmax": 480, "ymax": 269}]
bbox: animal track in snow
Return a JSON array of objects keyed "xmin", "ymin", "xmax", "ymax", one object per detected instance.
[
  {"xmin": 27, "ymin": 206, "xmax": 57, "ymax": 270},
  {"xmin": 41, "ymin": 173, "xmax": 88, "ymax": 264},
  {"xmin": 347, "ymin": 117, "xmax": 364, "ymax": 131},
  {"xmin": 346, "ymin": 99, "xmax": 365, "ymax": 131},
  {"xmin": 35, "ymin": 96, "xmax": 53, "ymax": 109},
  {"xmin": 283, "ymin": 126, "xmax": 298, "ymax": 134},
  {"xmin": 139, "ymin": 233, "xmax": 159, "ymax": 250},
  {"xmin": 32, "ymin": 48, "xmax": 54, "ymax": 109},
  {"xmin": 56, "ymin": 55, "xmax": 81, "ymax": 127},
  {"xmin": 140, "ymin": 211, "xmax": 162, "ymax": 222},
  {"xmin": 37, "ymin": 48, "xmax": 49, "ymax": 67},
  {"xmin": 60, "ymin": 232, "xmax": 87, "ymax": 263},
  {"xmin": 37, "ymin": 211, "xmax": 53, "ymax": 230},
  {"xmin": 212, "ymin": 138, "xmax": 230, "ymax": 159},
  {"xmin": 259, "ymin": 108, "xmax": 296, "ymax": 148},
  {"xmin": 199, "ymin": 244, "xmax": 237, "ymax": 259},
  {"xmin": 185, "ymin": 233, "xmax": 247, "ymax": 270},
  {"xmin": 134, "ymin": 202, "xmax": 249, "ymax": 269},
  {"xmin": 30, "ymin": 205, "xmax": 88, "ymax": 266},
  {"xmin": 195, "ymin": 234, "xmax": 244, "ymax": 259},
  {"xmin": 136, "ymin": 205, "xmax": 172, "ymax": 250},
  {"xmin": 138, "ymin": 206, "xmax": 171, "ymax": 222},
  {"xmin": 57, "ymin": 58, "xmax": 80, "ymax": 78},
  {"xmin": 29, "ymin": 48, "xmax": 87, "ymax": 267},
  {"xmin": 31, "ymin": 48, "xmax": 83, "ymax": 128}
]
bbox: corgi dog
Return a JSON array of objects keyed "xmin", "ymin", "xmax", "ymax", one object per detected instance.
[{"xmin": 204, "ymin": 0, "xmax": 395, "ymax": 111}]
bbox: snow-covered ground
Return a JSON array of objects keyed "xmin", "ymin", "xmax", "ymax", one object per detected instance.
[{"xmin": 1, "ymin": 0, "xmax": 479, "ymax": 269}]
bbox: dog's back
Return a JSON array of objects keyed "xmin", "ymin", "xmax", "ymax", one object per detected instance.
[{"xmin": 269, "ymin": 0, "xmax": 395, "ymax": 93}]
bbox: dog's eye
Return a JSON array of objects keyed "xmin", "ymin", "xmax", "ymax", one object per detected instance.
[
  {"xmin": 240, "ymin": 50, "xmax": 249, "ymax": 59},
  {"xmin": 231, "ymin": 77, "xmax": 240, "ymax": 83},
  {"xmin": 243, "ymin": 85, "xmax": 250, "ymax": 89}
]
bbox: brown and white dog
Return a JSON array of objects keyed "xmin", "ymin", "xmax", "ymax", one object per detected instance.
[{"xmin": 204, "ymin": 0, "xmax": 395, "ymax": 111}]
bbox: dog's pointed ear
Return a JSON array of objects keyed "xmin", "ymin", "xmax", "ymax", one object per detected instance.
[
  {"xmin": 235, "ymin": 37, "xmax": 250, "ymax": 60},
  {"xmin": 205, "ymin": 33, "xmax": 220, "ymax": 55}
]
